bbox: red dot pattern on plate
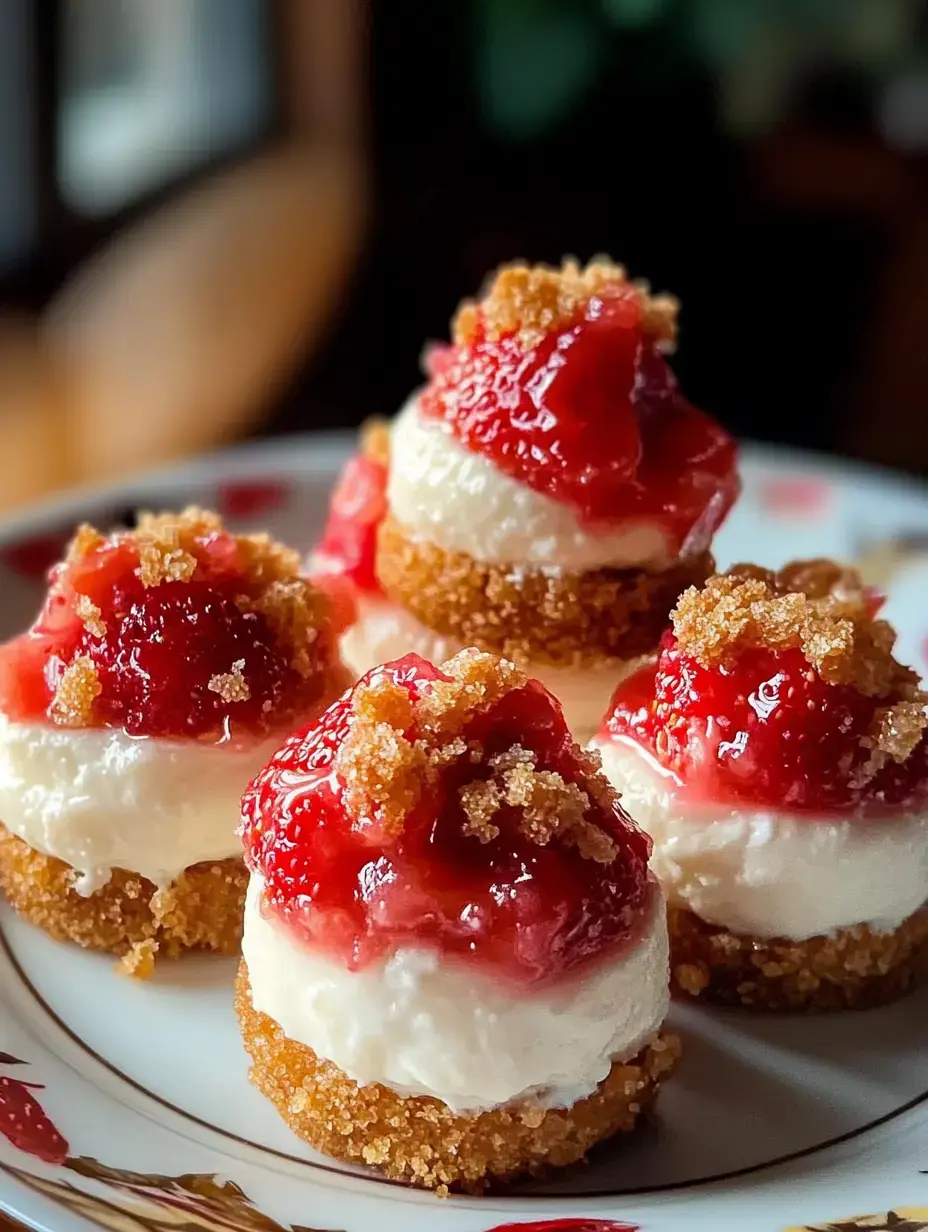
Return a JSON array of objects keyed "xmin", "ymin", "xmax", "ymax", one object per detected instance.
[
  {"xmin": 484, "ymin": 1222, "xmax": 640, "ymax": 1231},
  {"xmin": 760, "ymin": 477, "xmax": 831, "ymax": 517},
  {"xmin": 217, "ymin": 480, "xmax": 290, "ymax": 520}
]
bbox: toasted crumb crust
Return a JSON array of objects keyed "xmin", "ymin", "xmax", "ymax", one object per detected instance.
[
  {"xmin": 0, "ymin": 825, "xmax": 246, "ymax": 974},
  {"xmin": 334, "ymin": 650, "xmax": 620, "ymax": 862},
  {"xmin": 672, "ymin": 561, "xmax": 928, "ymax": 777},
  {"xmin": 668, "ymin": 904, "xmax": 928, "ymax": 1012},
  {"xmin": 452, "ymin": 258, "xmax": 679, "ymax": 352},
  {"xmin": 235, "ymin": 963, "xmax": 680, "ymax": 1194},
  {"xmin": 376, "ymin": 516, "xmax": 713, "ymax": 666}
]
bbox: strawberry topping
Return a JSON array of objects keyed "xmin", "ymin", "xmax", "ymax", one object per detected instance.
[
  {"xmin": 241, "ymin": 651, "xmax": 652, "ymax": 986},
  {"xmin": 604, "ymin": 564, "xmax": 928, "ymax": 814},
  {"xmin": 418, "ymin": 261, "xmax": 739, "ymax": 552},
  {"xmin": 313, "ymin": 422, "xmax": 389, "ymax": 596},
  {"xmin": 0, "ymin": 509, "xmax": 335, "ymax": 741}
]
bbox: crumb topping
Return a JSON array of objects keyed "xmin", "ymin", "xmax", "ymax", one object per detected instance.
[
  {"xmin": 460, "ymin": 744, "xmax": 617, "ymax": 863},
  {"xmin": 49, "ymin": 655, "xmax": 102, "ymax": 726},
  {"xmin": 74, "ymin": 593, "xmax": 105, "ymax": 638},
  {"xmin": 452, "ymin": 258, "xmax": 679, "ymax": 351},
  {"xmin": 208, "ymin": 660, "xmax": 251, "ymax": 704},
  {"xmin": 672, "ymin": 560, "xmax": 928, "ymax": 770},
  {"xmin": 66, "ymin": 524, "xmax": 103, "ymax": 564},
  {"xmin": 335, "ymin": 650, "xmax": 618, "ymax": 861}
]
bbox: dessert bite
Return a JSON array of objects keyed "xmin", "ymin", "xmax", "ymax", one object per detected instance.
[
  {"xmin": 312, "ymin": 259, "xmax": 739, "ymax": 741},
  {"xmin": 0, "ymin": 507, "xmax": 347, "ymax": 973},
  {"xmin": 592, "ymin": 561, "xmax": 928, "ymax": 1011},
  {"xmin": 236, "ymin": 649, "xmax": 678, "ymax": 1193}
]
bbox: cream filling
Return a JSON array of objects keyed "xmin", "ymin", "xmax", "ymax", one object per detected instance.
[
  {"xmin": 594, "ymin": 735, "xmax": 928, "ymax": 940},
  {"xmin": 387, "ymin": 394, "xmax": 676, "ymax": 572},
  {"xmin": 0, "ymin": 713, "xmax": 283, "ymax": 894},
  {"xmin": 340, "ymin": 595, "xmax": 648, "ymax": 745},
  {"xmin": 243, "ymin": 872, "xmax": 670, "ymax": 1115}
]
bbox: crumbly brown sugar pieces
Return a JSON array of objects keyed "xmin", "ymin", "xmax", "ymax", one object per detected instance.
[
  {"xmin": 672, "ymin": 561, "xmax": 918, "ymax": 696},
  {"xmin": 336, "ymin": 651, "xmax": 619, "ymax": 862},
  {"xmin": 671, "ymin": 560, "xmax": 928, "ymax": 771},
  {"xmin": 452, "ymin": 258, "xmax": 679, "ymax": 351},
  {"xmin": 62, "ymin": 507, "xmax": 333, "ymax": 691},
  {"xmin": 49, "ymin": 655, "xmax": 102, "ymax": 726},
  {"xmin": 207, "ymin": 660, "xmax": 251, "ymax": 704}
]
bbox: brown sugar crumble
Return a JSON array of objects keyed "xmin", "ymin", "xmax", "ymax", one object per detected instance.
[
  {"xmin": 208, "ymin": 660, "xmax": 251, "ymax": 704},
  {"xmin": 74, "ymin": 593, "xmax": 105, "ymax": 638},
  {"xmin": 335, "ymin": 649, "xmax": 619, "ymax": 861},
  {"xmin": 671, "ymin": 559, "xmax": 928, "ymax": 772},
  {"xmin": 452, "ymin": 258, "xmax": 679, "ymax": 352},
  {"xmin": 50, "ymin": 655, "xmax": 102, "ymax": 726}
]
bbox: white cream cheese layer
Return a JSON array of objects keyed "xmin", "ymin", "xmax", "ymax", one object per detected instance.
[
  {"xmin": 387, "ymin": 395, "xmax": 674, "ymax": 572},
  {"xmin": 594, "ymin": 735, "xmax": 928, "ymax": 939},
  {"xmin": 340, "ymin": 596, "xmax": 648, "ymax": 745},
  {"xmin": 243, "ymin": 872, "xmax": 670, "ymax": 1115},
  {"xmin": 0, "ymin": 713, "xmax": 282, "ymax": 894}
]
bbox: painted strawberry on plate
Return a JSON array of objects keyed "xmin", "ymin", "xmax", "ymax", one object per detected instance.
[{"xmin": 0, "ymin": 1053, "xmax": 69, "ymax": 1166}]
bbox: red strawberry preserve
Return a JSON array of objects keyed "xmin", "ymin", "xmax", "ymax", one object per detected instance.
[
  {"xmin": 314, "ymin": 450, "xmax": 388, "ymax": 596},
  {"xmin": 241, "ymin": 653, "xmax": 652, "ymax": 986},
  {"xmin": 419, "ymin": 283, "xmax": 739, "ymax": 552},
  {"xmin": 605, "ymin": 632, "xmax": 928, "ymax": 815},
  {"xmin": 0, "ymin": 513, "xmax": 331, "ymax": 742}
]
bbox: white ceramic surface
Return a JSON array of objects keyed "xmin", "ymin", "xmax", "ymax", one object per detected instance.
[{"xmin": 1, "ymin": 432, "xmax": 927, "ymax": 1232}]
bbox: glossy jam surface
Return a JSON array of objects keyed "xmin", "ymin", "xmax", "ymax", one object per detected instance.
[
  {"xmin": 0, "ymin": 531, "xmax": 316, "ymax": 740},
  {"xmin": 419, "ymin": 288, "xmax": 738, "ymax": 549},
  {"xmin": 314, "ymin": 450, "xmax": 388, "ymax": 596},
  {"xmin": 242, "ymin": 653, "xmax": 651, "ymax": 986},
  {"xmin": 605, "ymin": 633, "xmax": 928, "ymax": 814}
]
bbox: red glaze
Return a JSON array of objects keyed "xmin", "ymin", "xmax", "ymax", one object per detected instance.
[
  {"xmin": 0, "ymin": 528, "xmax": 321, "ymax": 741},
  {"xmin": 314, "ymin": 451, "xmax": 388, "ymax": 596},
  {"xmin": 242, "ymin": 653, "xmax": 652, "ymax": 986},
  {"xmin": 419, "ymin": 287, "xmax": 738, "ymax": 551},
  {"xmin": 605, "ymin": 632, "xmax": 928, "ymax": 814}
]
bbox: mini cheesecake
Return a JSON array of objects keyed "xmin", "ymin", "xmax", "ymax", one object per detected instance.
[
  {"xmin": 312, "ymin": 258, "xmax": 739, "ymax": 741},
  {"xmin": 236, "ymin": 649, "xmax": 678, "ymax": 1193},
  {"xmin": 0, "ymin": 507, "xmax": 348, "ymax": 974},
  {"xmin": 592, "ymin": 560, "xmax": 928, "ymax": 1011}
]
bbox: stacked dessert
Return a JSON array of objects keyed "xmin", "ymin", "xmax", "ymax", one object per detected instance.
[
  {"xmin": 0, "ymin": 507, "xmax": 347, "ymax": 973},
  {"xmin": 313, "ymin": 259, "xmax": 739, "ymax": 740},
  {"xmin": 593, "ymin": 561, "xmax": 928, "ymax": 1010},
  {"xmin": 237, "ymin": 649, "xmax": 678, "ymax": 1192}
]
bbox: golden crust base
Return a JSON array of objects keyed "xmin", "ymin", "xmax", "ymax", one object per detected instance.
[
  {"xmin": 376, "ymin": 515, "xmax": 713, "ymax": 667},
  {"xmin": 0, "ymin": 824, "xmax": 246, "ymax": 972},
  {"xmin": 668, "ymin": 903, "xmax": 928, "ymax": 1011},
  {"xmin": 235, "ymin": 962, "xmax": 680, "ymax": 1194}
]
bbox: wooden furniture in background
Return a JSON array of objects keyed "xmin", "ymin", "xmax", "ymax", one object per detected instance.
[{"xmin": 0, "ymin": 0, "xmax": 368, "ymax": 510}]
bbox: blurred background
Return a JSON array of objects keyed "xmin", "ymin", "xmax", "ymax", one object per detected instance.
[{"xmin": 1, "ymin": 0, "xmax": 927, "ymax": 514}]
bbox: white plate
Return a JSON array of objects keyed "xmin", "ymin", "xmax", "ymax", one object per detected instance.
[{"xmin": 1, "ymin": 433, "xmax": 927, "ymax": 1232}]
